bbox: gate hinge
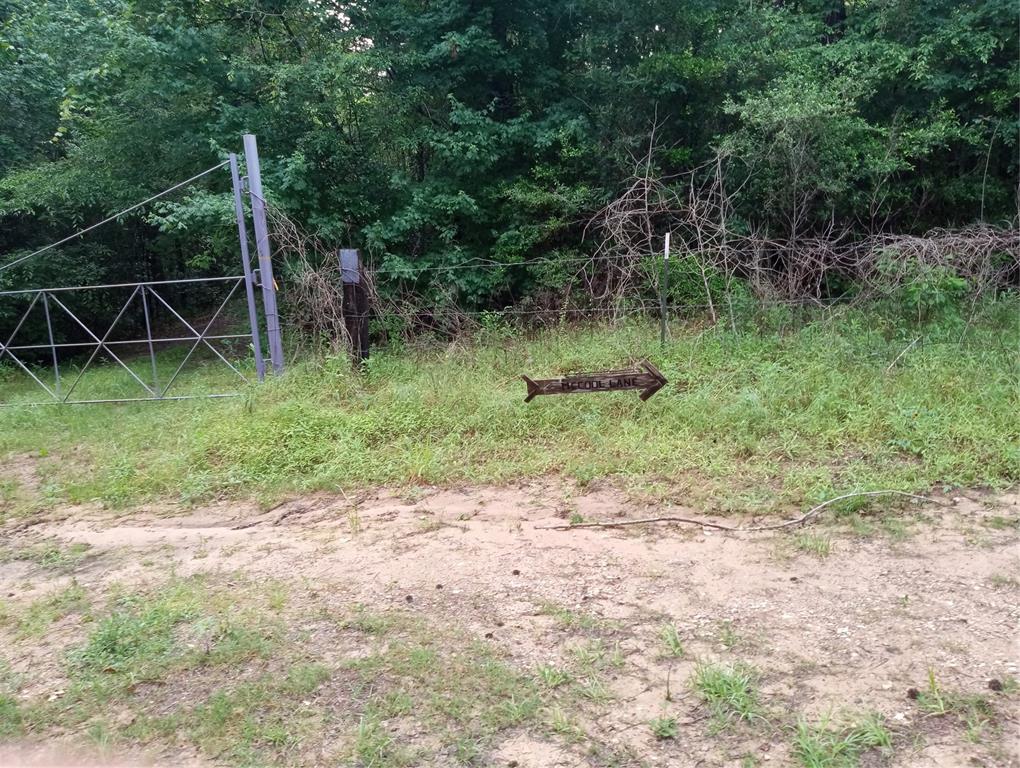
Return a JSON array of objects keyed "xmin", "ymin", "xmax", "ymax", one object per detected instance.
[
  {"xmin": 251, "ymin": 268, "xmax": 262, "ymax": 287},
  {"xmin": 240, "ymin": 175, "xmax": 250, "ymax": 193}
]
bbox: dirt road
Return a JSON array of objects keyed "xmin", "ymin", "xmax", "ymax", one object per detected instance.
[{"xmin": 1, "ymin": 480, "xmax": 1017, "ymax": 766}]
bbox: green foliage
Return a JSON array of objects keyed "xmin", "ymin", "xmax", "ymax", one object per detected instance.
[
  {"xmin": 791, "ymin": 533, "xmax": 832, "ymax": 559},
  {"xmin": 0, "ymin": 693, "xmax": 21, "ymax": 739},
  {"xmin": 68, "ymin": 576, "xmax": 280, "ymax": 698},
  {"xmin": 0, "ymin": 0, "xmax": 1015, "ymax": 314},
  {"xmin": 914, "ymin": 667, "xmax": 995, "ymax": 724},
  {"xmin": 14, "ymin": 581, "xmax": 90, "ymax": 639},
  {"xmin": 901, "ymin": 268, "xmax": 970, "ymax": 324},
  {"xmin": 660, "ymin": 623, "xmax": 685, "ymax": 658},
  {"xmin": 537, "ymin": 665, "xmax": 571, "ymax": 689},
  {"xmin": 650, "ymin": 715, "xmax": 679, "ymax": 740},
  {"xmin": 72, "ymin": 584, "xmax": 201, "ymax": 681},
  {"xmin": 691, "ymin": 661, "xmax": 762, "ymax": 723},
  {"xmin": 793, "ymin": 712, "xmax": 892, "ymax": 767},
  {"xmin": 0, "ymin": 540, "xmax": 91, "ymax": 571},
  {"xmin": 0, "ymin": 303, "xmax": 1017, "ymax": 511},
  {"xmin": 344, "ymin": 628, "xmax": 545, "ymax": 761}
]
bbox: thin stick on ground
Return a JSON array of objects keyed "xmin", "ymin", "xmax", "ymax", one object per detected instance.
[
  {"xmin": 535, "ymin": 490, "xmax": 940, "ymax": 532},
  {"xmin": 886, "ymin": 336, "xmax": 921, "ymax": 372}
]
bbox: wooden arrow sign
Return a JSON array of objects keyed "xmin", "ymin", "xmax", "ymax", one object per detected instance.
[{"xmin": 522, "ymin": 360, "xmax": 667, "ymax": 403}]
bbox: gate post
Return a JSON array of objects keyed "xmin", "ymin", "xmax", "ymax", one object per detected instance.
[
  {"xmin": 242, "ymin": 134, "xmax": 284, "ymax": 375},
  {"xmin": 340, "ymin": 249, "xmax": 370, "ymax": 362},
  {"xmin": 229, "ymin": 152, "xmax": 266, "ymax": 382}
]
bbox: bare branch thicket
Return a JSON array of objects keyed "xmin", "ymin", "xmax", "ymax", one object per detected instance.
[
  {"xmin": 263, "ymin": 140, "xmax": 1017, "ymax": 353},
  {"xmin": 262, "ymin": 203, "xmax": 353, "ymax": 354},
  {"xmin": 363, "ymin": 276, "xmax": 479, "ymax": 344},
  {"xmin": 264, "ymin": 203, "xmax": 475, "ymax": 350},
  {"xmin": 857, "ymin": 227, "xmax": 1020, "ymax": 296},
  {"xmin": 590, "ymin": 145, "xmax": 1020, "ymax": 315},
  {"xmin": 582, "ymin": 124, "xmax": 687, "ymax": 315}
]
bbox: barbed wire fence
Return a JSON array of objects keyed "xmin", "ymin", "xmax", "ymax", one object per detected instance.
[{"xmin": 258, "ymin": 162, "xmax": 1019, "ymax": 362}]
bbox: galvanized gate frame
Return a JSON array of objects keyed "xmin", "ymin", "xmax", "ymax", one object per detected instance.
[{"xmin": 0, "ymin": 134, "xmax": 283, "ymax": 405}]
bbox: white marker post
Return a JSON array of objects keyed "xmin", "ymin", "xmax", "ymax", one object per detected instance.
[{"xmin": 660, "ymin": 232, "xmax": 670, "ymax": 346}]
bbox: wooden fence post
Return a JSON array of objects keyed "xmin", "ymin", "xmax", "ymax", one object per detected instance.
[{"xmin": 339, "ymin": 248, "xmax": 370, "ymax": 362}]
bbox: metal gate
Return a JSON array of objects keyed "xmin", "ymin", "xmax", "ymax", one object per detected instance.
[{"xmin": 0, "ymin": 135, "xmax": 283, "ymax": 405}]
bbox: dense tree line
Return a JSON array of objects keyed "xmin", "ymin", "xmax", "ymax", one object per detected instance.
[{"xmin": 0, "ymin": 0, "xmax": 1016, "ymax": 311}]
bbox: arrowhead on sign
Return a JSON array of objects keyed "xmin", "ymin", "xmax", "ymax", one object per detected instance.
[
  {"xmin": 639, "ymin": 360, "xmax": 667, "ymax": 401},
  {"xmin": 522, "ymin": 375, "xmax": 541, "ymax": 403}
]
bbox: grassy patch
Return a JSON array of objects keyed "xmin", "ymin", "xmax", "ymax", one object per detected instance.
[
  {"xmin": 352, "ymin": 713, "xmax": 410, "ymax": 767},
  {"xmin": 0, "ymin": 662, "xmax": 22, "ymax": 739},
  {"xmin": 660, "ymin": 622, "xmax": 685, "ymax": 657},
  {"xmin": 186, "ymin": 669, "xmax": 329, "ymax": 764},
  {"xmin": 913, "ymin": 668, "xmax": 995, "ymax": 722},
  {"xmin": 717, "ymin": 620, "xmax": 742, "ymax": 650},
  {"xmin": 981, "ymin": 514, "xmax": 1019, "ymax": 531},
  {"xmin": 792, "ymin": 712, "xmax": 892, "ymax": 767},
  {"xmin": 791, "ymin": 533, "xmax": 832, "ymax": 558},
  {"xmin": 0, "ymin": 693, "xmax": 21, "ymax": 739},
  {"xmin": 121, "ymin": 660, "xmax": 334, "ymax": 765},
  {"xmin": 570, "ymin": 638, "xmax": 624, "ymax": 675},
  {"xmin": 650, "ymin": 715, "xmax": 678, "ymax": 740},
  {"xmin": 14, "ymin": 580, "xmax": 91, "ymax": 638},
  {"xmin": 0, "ymin": 540, "xmax": 92, "ymax": 571},
  {"xmin": 691, "ymin": 661, "xmax": 762, "ymax": 724},
  {"xmin": 537, "ymin": 664, "xmax": 571, "ymax": 689},
  {"xmin": 342, "ymin": 603, "xmax": 398, "ymax": 635},
  {"xmin": 68, "ymin": 576, "xmax": 281, "ymax": 702},
  {"xmin": 537, "ymin": 600, "xmax": 608, "ymax": 633},
  {"xmin": 345, "ymin": 628, "xmax": 546, "ymax": 762},
  {"xmin": 0, "ymin": 305, "xmax": 1016, "ymax": 512},
  {"xmin": 987, "ymin": 573, "xmax": 1018, "ymax": 589}
]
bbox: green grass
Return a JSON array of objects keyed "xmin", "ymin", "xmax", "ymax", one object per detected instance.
[
  {"xmin": 120, "ymin": 661, "xmax": 334, "ymax": 765},
  {"xmin": 67, "ymin": 576, "xmax": 281, "ymax": 702},
  {"xmin": 185, "ymin": 671, "xmax": 329, "ymax": 763},
  {"xmin": 537, "ymin": 600, "xmax": 607, "ymax": 633},
  {"xmin": 660, "ymin": 622, "xmax": 685, "ymax": 657},
  {"xmin": 691, "ymin": 661, "xmax": 762, "ymax": 724},
  {"xmin": 987, "ymin": 573, "xmax": 1018, "ymax": 589},
  {"xmin": 0, "ymin": 540, "xmax": 92, "ymax": 571},
  {"xmin": 1, "ymin": 304, "xmax": 1017, "ymax": 513},
  {"xmin": 914, "ymin": 667, "xmax": 995, "ymax": 721},
  {"xmin": 537, "ymin": 664, "xmax": 571, "ymax": 689},
  {"xmin": 570, "ymin": 638, "xmax": 624, "ymax": 674},
  {"xmin": 650, "ymin": 715, "xmax": 678, "ymax": 739},
  {"xmin": 717, "ymin": 620, "xmax": 742, "ymax": 650},
  {"xmin": 792, "ymin": 533, "xmax": 832, "ymax": 558},
  {"xmin": 343, "ymin": 627, "xmax": 548, "ymax": 762},
  {"xmin": 353, "ymin": 713, "xmax": 409, "ymax": 767},
  {"xmin": 792, "ymin": 712, "xmax": 892, "ymax": 767},
  {"xmin": 11, "ymin": 580, "xmax": 90, "ymax": 638},
  {"xmin": 0, "ymin": 693, "xmax": 21, "ymax": 739}
]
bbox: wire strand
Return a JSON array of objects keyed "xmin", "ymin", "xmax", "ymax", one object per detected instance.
[{"xmin": 0, "ymin": 161, "xmax": 230, "ymax": 275}]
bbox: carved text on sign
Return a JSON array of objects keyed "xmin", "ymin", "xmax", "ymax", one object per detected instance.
[{"xmin": 522, "ymin": 360, "xmax": 667, "ymax": 402}]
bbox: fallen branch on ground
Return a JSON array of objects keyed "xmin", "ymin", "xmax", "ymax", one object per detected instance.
[
  {"xmin": 535, "ymin": 490, "xmax": 941, "ymax": 532},
  {"xmin": 886, "ymin": 336, "xmax": 921, "ymax": 372}
]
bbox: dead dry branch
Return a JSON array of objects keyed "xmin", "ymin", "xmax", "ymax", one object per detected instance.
[
  {"xmin": 589, "ymin": 144, "xmax": 1019, "ymax": 317},
  {"xmin": 262, "ymin": 203, "xmax": 354, "ymax": 354}
]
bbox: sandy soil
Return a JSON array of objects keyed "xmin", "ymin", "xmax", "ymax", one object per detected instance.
[{"xmin": 1, "ymin": 477, "xmax": 1018, "ymax": 767}]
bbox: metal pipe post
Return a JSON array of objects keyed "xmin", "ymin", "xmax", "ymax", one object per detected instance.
[
  {"xmin": 41, "ymin": 292, "xmax": 61, "ymax": 397},
  {"xmin": 242, "ymin": 134, "xmax": 284, "ymax": 375},
  {"xmin": 229, "ymin": 152, "xmax": 266, "ymax": 381},
  {"xmin": 140, "ymin": 286, "xmax": 160, "ymax": 393}
]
